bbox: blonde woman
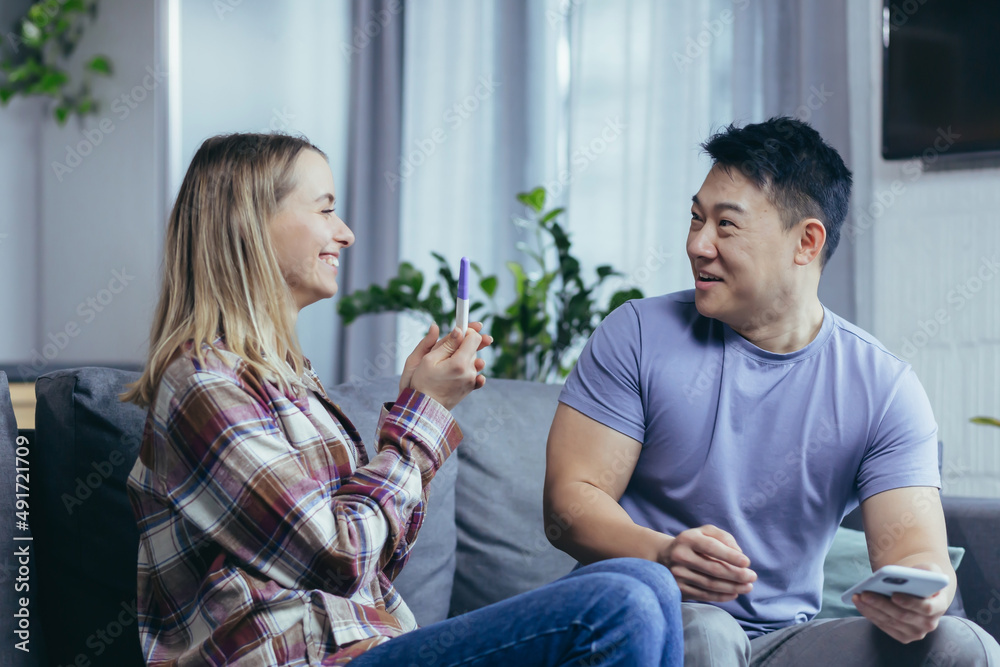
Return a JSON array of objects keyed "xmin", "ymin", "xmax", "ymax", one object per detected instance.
[{"xmin": 124, "ymin": 133, "xmax": 682, "ymax": 666}]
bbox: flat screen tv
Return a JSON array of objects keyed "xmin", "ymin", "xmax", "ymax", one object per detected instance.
[{"xmin": 882, "ymin": 0, "xmax": 1000, "ymax": 160}]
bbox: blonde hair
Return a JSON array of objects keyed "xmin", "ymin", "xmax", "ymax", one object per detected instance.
[{"xmin": 123, "ymin": 133, "xmax": 328, "ymax": 408}]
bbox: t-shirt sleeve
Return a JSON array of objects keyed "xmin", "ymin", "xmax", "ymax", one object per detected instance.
[
  {"xmin": 856, "ymin": 367, "xmax": 941, "ymax": 502},
  {"xmin": 559, "ymin": 301, "xmax": 645, "ymax": 443}
]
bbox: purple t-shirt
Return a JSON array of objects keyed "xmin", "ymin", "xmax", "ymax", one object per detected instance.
[{"xmin": 559, "ymin": 290, "xmax": 940, "ymax": 636}]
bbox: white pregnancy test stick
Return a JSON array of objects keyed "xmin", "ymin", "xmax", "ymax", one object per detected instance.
[{"xmin": 455, "ymin": 256, "xmax": 470, "ymax": 332}]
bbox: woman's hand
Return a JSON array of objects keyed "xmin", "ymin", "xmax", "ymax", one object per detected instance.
[{"xmin": 400, "ymin": 322, "xmax": 493, "ymax": 410}]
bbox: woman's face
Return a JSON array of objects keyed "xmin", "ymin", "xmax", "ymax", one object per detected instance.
[{"xmin": 269, "ymin": 149, "xmax": 355, "ymax": 311}]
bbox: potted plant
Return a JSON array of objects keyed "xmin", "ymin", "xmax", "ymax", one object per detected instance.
[
  {"xmin": 0, "ymin": 0, "xmax": 113, "ymax": 124},
  {"xmin": 338, "ymin": 187, "xmax": 644, "ymax": 382}
]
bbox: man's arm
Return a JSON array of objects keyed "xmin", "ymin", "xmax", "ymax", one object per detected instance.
[
  {"xmin": 543, "ymin": 403, "xmax": 756, "ymax": 601},
  {"xmin": 857, "ymin": 486, "xmax": 957, "ymax": 644}
]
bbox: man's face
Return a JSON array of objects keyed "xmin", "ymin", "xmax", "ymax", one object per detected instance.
[{"xmin": 687, "ymin": 165, "xmax": 801, "ymax": 331}]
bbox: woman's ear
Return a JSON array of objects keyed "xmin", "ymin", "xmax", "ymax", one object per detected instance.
[{"xmin": 794, "ymin": 218, "xmax": 827, "ymax": 267}]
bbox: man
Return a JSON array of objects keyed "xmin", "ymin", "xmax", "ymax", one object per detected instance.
[{"xmin": 544, "ymin": 117, "xmax": 999, "ymax": 665}]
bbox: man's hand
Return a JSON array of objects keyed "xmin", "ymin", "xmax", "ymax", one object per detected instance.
[
  {"xmin": 852, "ymin": 562, "xmax": 950, "ymax": 644},
  {"xmin": 658, "ymin": 524, "xmax": 757, "ymax": 602}
]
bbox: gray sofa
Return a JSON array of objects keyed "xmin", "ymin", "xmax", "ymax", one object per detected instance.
[{"xmin": 1, "ymin": 368, "xmax": 999, "ymax": 666}]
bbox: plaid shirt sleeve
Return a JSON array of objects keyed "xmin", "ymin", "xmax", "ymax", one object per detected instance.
[
  {"xmin": 166, "ymin": 370, "xmax": 459, "ymax": 594},
  {"xmin": 129, "ymin": 352, "xmax": 462, "ymax": 664}
]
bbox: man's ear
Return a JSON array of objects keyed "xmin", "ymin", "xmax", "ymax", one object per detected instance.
[{"xmin": 794, "ymin": 218, "xmax": 827, "ymax": 267}]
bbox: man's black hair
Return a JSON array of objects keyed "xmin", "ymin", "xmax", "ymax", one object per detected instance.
[{"xmin": 701, "ymin": 117, "xmax": 852, "ymax": 267}]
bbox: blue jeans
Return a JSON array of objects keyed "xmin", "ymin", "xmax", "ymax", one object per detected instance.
[{"xmin": 350, "ymin": 557, "xmax": 683, "ymax": 666}]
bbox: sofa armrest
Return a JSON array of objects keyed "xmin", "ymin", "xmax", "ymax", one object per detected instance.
[{"xmin": 942, "ymin": 496, "xmax": 1000, "ymax": 642}]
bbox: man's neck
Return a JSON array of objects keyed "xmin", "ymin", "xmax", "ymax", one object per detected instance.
[{"xmin": 731, "ymin": 296, "xmax": 825, "ymax": 354}]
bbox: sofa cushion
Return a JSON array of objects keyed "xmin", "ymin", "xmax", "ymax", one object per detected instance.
[
  {"xmin": 448, "ymin": 379, "xmax": 577, "ymax": 615},
  {"xmin": 817, "ymin": 526, "xmax": 966, "ymax": 620},
  {"xmin": 325, "ymin": 374, "xmax": 458, "ymax": 627},
  {"xmin": 34, "ymin": 367, "xmax": 146, "ymax": 667}
]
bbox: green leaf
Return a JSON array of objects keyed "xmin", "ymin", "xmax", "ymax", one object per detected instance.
[
  {"xmin": 548, "ymin": 221, "xmax": 572, "ymax": 252},
  {"xmin": 6, "ymin": 62, "xmax": 37, "ymax": 84},
  {"xmin": 53, "ymin": 104, "xmax": 69, "ymax": 124},
  {"xmin": 970, "ymin": 416, "xmax": 1000, "ymax": 428},
  {"xmin": 539, "ymin": 207, "xmax": 565, "ymax": 225},
  {"xmin": 595, "ymin": 265, "xmax": 618, "ymax": 279},
  {"xmin": 26, "ymin": 6, "xmax": 51, "ymax": 29},
  {"xmin": 605, "ymin": 288, "xmax": 643, "ymax": 315},
  {"xmin": 516, "ymin": 187, "xmax": 546, "ymax": 213},
  {"xmin": 0, "ymin": 88, "xmax": 13, "ymax": 105},
  {"xmin": 86, "ymin": 55, "xmax": 112, "ymax": 75},
  {"xmin": 507, "ymin": 261, "xmax": 527, "ymax": 295},
  {"xmin": 37, "ymin": 69, "xmax": 68, "ymax": 93},
  {"xmin": 480, "ymin": 275, "xmax": 498, "ymax": 297}
]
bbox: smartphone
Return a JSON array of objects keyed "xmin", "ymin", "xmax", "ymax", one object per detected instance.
[{"xmin": 841, "ymin": 565, "xmax": 949, "ymax": 605}]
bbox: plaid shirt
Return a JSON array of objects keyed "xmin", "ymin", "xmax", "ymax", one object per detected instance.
[{"xmin": 127, "ymin": 341, "xmax": 462, "ymax": 665}]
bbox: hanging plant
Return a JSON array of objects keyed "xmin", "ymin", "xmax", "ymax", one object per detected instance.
[{"xmin": 0, "ymin": 0, "xmax": 113, "ymax": 125}]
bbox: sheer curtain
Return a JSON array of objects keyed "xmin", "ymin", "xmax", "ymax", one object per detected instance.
[
  {"xmin": 562, "ymin": 0, "xmax": 737, "ymax": 301},
  {"xmin": 388, "ymin": 0, "xmax": 854, "ymax": 376},
  {"xmin": 395, "ymin": 0, "xmax": 557, "ymax": 354},
  {"xmin": 732, "ymin": 0, "xmax": 856, "ymax": 322},
  {"xmin": 394, "ymin": 0, "xmax": 737, "ymax": 368}
]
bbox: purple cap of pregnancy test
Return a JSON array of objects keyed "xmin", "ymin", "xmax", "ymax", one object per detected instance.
[{"xmin": 458, "ymin": 257, "xmax": 470, "ymax": 299}]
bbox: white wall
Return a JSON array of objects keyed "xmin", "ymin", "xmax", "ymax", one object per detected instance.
[
  {"xmin": 1, "ymin": 0, "xmax": 160, "ymax": 380},
  {"xmin": 849, "ymin": 2, "xmax": 1000, "ymax": 497},
  {"xmin": 1, "ymin": 0, "xmax": 351, "ymax": 387},
  {"xmin": 0, "ymin": 97, "xmax": 42, "ymax": 365}
]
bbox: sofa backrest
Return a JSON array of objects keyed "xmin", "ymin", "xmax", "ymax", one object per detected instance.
[
  {"xmin": 33, "ymin": 367, "xmax": 145, "ymax": 667},
  {"xmin": 28, "ymin": 365, "xmax": 577, "ymax": 662},
  {"xmin": 448, "ymin": 378, "xmax": 577, "ymax": 615},
  {"xmin": 323, "ymin": 376, "xmax": 579, "ymax": 622}
]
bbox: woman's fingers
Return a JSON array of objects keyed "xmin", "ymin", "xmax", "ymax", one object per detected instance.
[{"xmin": 400, "ymin": 324, "xmax": 441, "ymax": 392}]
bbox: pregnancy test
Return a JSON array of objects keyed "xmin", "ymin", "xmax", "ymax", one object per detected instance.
[{"xmin": 455, "ymin": 257, "xmax": 470, "ymax": 332}]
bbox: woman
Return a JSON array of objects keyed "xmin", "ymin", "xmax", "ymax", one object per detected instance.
[{"xmin": 124, "ymin": 132, "xmax": 682, "ymax": 666}]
